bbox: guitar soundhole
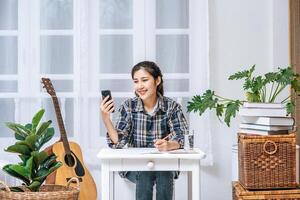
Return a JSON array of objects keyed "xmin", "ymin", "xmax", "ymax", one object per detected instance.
[{"xmin": 64, "ymin": 154, "xmax": 75, "ymax": 167}]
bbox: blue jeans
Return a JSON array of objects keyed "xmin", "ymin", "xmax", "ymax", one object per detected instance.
[{"xmin": 126, "ymin": 171, "xmax": 174, "ymax": 200}]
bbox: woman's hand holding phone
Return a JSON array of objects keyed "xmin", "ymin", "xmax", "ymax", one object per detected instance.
[{"xmin": 100, "ymin": 91, "xmax": 115, "ymax": 122}]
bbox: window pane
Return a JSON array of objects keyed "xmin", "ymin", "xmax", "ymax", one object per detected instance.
[
  {"xmin": 0, "ymin": 81, "xmax": 17, "ymax": 92},
  {"xmin": 99, "ymin": 35, "xmax": 133, "ymax": 73},
  {"xmin": 40, "ymin": 36, "xmax": 73, "ymax": 74},
  {"xmin": 0, "ymin": 36, "xmax": 18, "ymax": 74},
  {"xmin": 156, "ymin": 0, "xmax": 189, "ymax": 28},
  {"xmin": 40, "ymin": 0, "xmax": 73, "ymax": 29},
  {"xmin": 100, "ymin": 80, "xmax": 132, "ymax": 92},
  {"xmin": 0, "ymin": 0, "xmax": 18, "ymax": 30},
  {"xmin": 99, "ymin": 97, "xmax": 127, "ymax": 136},
  {"xmin": 165, "ymin": 79, "xmax": 189, "ymax": 92},
  {"xmin": 42, "ymin": 98, "xmax": 74, "ymax": 137},
  {"xmin": 40, "ymin": 80, "xmax": 73, "ymax": 92},
  {"xmin": 0, "ymin": 99, "xmax": 15, "ymax": 137},
  {"xmin": 156, "ymin": 35, "xmax": 189, "ymax": 73},
  {"xmin": 65, "ymin": 98, "xmax": 74, "ymax": 137},
  {"xmin": 99, "ymin": 0, "xmax": 132, "ymax": 29}
]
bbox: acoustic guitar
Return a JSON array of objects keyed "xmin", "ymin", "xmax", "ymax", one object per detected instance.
[{"xmin": 42, "ymin": 78, "xmax": 97, "ymax": 200}]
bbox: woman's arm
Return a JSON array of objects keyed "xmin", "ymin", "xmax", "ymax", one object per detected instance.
[
  {"xmin": 101, "ymin": 97, "xmax": 132, "ymax": 147},
  {"xmin": 100, "ymin": 96, "xmax": 118, "ymax": 144},
  {"xmin": 166, "ymin": 104, "xmax": 189, "ymax": 149}
]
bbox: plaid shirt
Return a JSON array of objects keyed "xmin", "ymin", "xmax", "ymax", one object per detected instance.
[{"xmin": 107, "ymin": 94, "xmax": 188, "ymax": 149}]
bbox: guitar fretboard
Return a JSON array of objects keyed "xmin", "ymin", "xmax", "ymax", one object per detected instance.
[{"xmin": 52, "ymin": 96, "xmax": 71, "ymax": 155}]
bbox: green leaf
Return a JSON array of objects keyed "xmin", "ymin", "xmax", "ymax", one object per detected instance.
[
  {"xmin": 10, "ymin": 186, "xmax": 25, "ymax": 192},
  {"xmin": 264, "ymin": 72, "xmax": 277, "ymax": 84},
  {"xmin": 14, "ymin": 124, "xmax": 31, "ymax": 135},
  {"xmin": 41, "ymin": 154, "xmax": 57, "ymax": 168},
  {"xmin": 35, "ymin": 167, "xmax": 49, "ymax": 179},
  {"xmin": 9, "ymin": 165, "xmax": 30, "ymax": 179},
  {"xmin": 5, "ymin": 144, "xmax": 31, "ymax": 155},
  {"xmin": 243, "ymin": 79, "xmax": 252, "ymax": 90},
  {"xmin": 48, "ymin": 161, "xmax": 62, "ymax": 174},
  {"xmin": 15, "ymin": 141, "xmax": 33, "ymax": 151},
  {"xmin": 34, "ymin": 161, "xmax": 62, "ymax": 182},
  {"xmin": 36, "ymin": 120, "xmax": 52, "ymax": 137},
  {"xmin": 251, "ymin": 76, "xmax": 264, "ymax": 93},
  {"xmin": 202, "ymin": 90, "xmax": 218, "ymax": 109},
  {"xmin": 187, "ymin": 90, "xmax": 217, "ymax": 115},
  {"xmin": 277, "ymin": 67, "xmax": 294, "ymax": 85},
  {"xmin": 15, "ymin": 133, "xmax": 25, "ymax": 141},
  {"xmin": 249, "ymin": 64, "xmax": 256, "ymax": 75},
  {"xmin": 286, "ymin": 102, "xmax": 295, "ymax": 114},
  {"xmin": 25, "ymin": 123, "xmax": 32, "ymax": 130},
  {"xmin": 228, "ymin": 65, "xmax": 255, "ymax": 80},
  {"xmin": 6, "ymin": 123, "xmax": 31, "ymax": 135},
  {"xmin": 291, "ymin": 78, "xmax": 300, "ymax": 93},
  {"xmin": 37, "ymin": 127, "xmax": 55, "ymax": 150},
  {"xmin": 31, "ymin": 151, "xmax": 48, "ymax": 167},
  {"xmin": 2, "ymin": 164, "xmax": 30, "ymax": 185},
  {"xmin": 20, "ymin": 134, "xmax": 38, "ymax": 150},
  {"xmin": 224, "ymin": 101, "xmax": 242, "ymax": 127},
  {"xmin": 25, "ymin": 157, "xmax": 33, "ymax": 179},
  {"xmin": 19, "ymin": 155, "xmax": 30, "ymax": 163},
  {"xmin": 216, "ymin": 104, "xmax": 224, "ymax": 118},
  {"xmin": 245, "ymin": 92, "xmax": 261, "ymax": 102},
  {"xmin": 5, "ymin": 122, "xmax": 29, "ymax": 139},
  {"xmin": 31, "ymin": 109, "xmax": 45, "ymax": 133},
  {"xmin": 27, "ymin": 181, "xmax": 42, "ymax": 192}
]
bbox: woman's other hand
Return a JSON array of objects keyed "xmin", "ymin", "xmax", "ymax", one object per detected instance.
[
  {"xmin": 154, "ymin": 139, "xmax": 169, "ymax": 151},
  {"xmin": 100, "ymin": 96, "xmax": 115, "ymax": 121},
  {"xmin": 154, "ymin": 139, "xmax": 181, "ymax": 151}
]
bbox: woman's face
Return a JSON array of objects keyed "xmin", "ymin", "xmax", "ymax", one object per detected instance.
[{"xmin": 133, "ymin": 69, "xmax": 160, "ymax": 101}]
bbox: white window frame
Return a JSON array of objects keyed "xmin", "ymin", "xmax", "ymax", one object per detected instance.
[
  {"xmin": 0, "ymin": 0, "xmax": 210, "ymax": 166},
  {"xmin": 85, "ymin": 0, "xmax": 211, "ymax": 166}
]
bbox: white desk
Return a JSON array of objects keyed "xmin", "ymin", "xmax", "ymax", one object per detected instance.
[{"xmin": 97, "ymin": 148, "xmax": 206, "ymax": 200}]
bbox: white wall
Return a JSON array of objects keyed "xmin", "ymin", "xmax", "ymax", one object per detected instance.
[{"xmin": 203, "ymin": 0, "xmax": 288, "ymax": 199}]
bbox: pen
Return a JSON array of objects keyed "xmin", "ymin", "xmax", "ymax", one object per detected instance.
[
  {"xmin": 153, "ymin": 132, "xmax": 173, "ymax": 145},
  {"xmin": 161, "ymin": 132, "xmax": 173, "ymax": 141}
]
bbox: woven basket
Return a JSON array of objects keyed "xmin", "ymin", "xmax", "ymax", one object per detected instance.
[
  {"xmin": 233, "ymin": 181, "xmax": 300, "ymax": 200},
  {"xmin": 0, "ymin": 177, "xmax": 80, "ymax": 200},
  {"xmin": 238, "ymin": 133, "xmax": 297, "ymax": 190}
]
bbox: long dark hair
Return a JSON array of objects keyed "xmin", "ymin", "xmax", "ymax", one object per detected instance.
[{"xmin": 131, "ymin": 61, "xmax": 164, "ymax": 96}]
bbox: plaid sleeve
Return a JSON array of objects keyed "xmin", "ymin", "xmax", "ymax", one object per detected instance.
[
  {"xmin": 167, "ymin": 104, "xmax": 188, "ymax": 149},
  {"xmin": 106, "ymin": 101, "xmax": 132, "ymax": 149}
]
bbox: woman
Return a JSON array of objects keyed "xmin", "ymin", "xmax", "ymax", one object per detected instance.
[{"xmin": 100, "ymin": 61, "xmax": 188, "ymax": 200}]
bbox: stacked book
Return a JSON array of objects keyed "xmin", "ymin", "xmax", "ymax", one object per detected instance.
[{"xmin": 238, "ymin": 102, "xmax": 295, "ymax": 135}]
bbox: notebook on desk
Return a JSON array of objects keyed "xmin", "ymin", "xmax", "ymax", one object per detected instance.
[{"xmin": 147, "ymin": 149, "xmax": 198, "ymax": 154}]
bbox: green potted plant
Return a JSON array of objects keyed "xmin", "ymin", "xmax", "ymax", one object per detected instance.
[
  {"xmin": 0, "ymin": 109, "xmax": 79, "ymax": 199},
  {"xmin": 1, "ymin": 109, "xmax": 62, "ymax": 192},
  {"xmin": 187, "ymin": 65, "xmax": 300, "ymax": 126}
]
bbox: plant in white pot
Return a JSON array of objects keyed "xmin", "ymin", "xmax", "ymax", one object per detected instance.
[{"xmin": 187, "ymin": 65, "xmax": 300, "ymax": 126}]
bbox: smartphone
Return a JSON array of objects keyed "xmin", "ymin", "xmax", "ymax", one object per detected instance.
[
  {"xmin": 101, "ymin": 90, "xmax": 112, "ymax": 101},
  {"xmin": 101, "ymin": 90, "xmax": 114, "ymax": 112}
]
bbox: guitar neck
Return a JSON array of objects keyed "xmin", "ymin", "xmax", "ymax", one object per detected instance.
[{"xmin": 51, "ymin": 96, "xmax": 72, "ymax": 155}]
